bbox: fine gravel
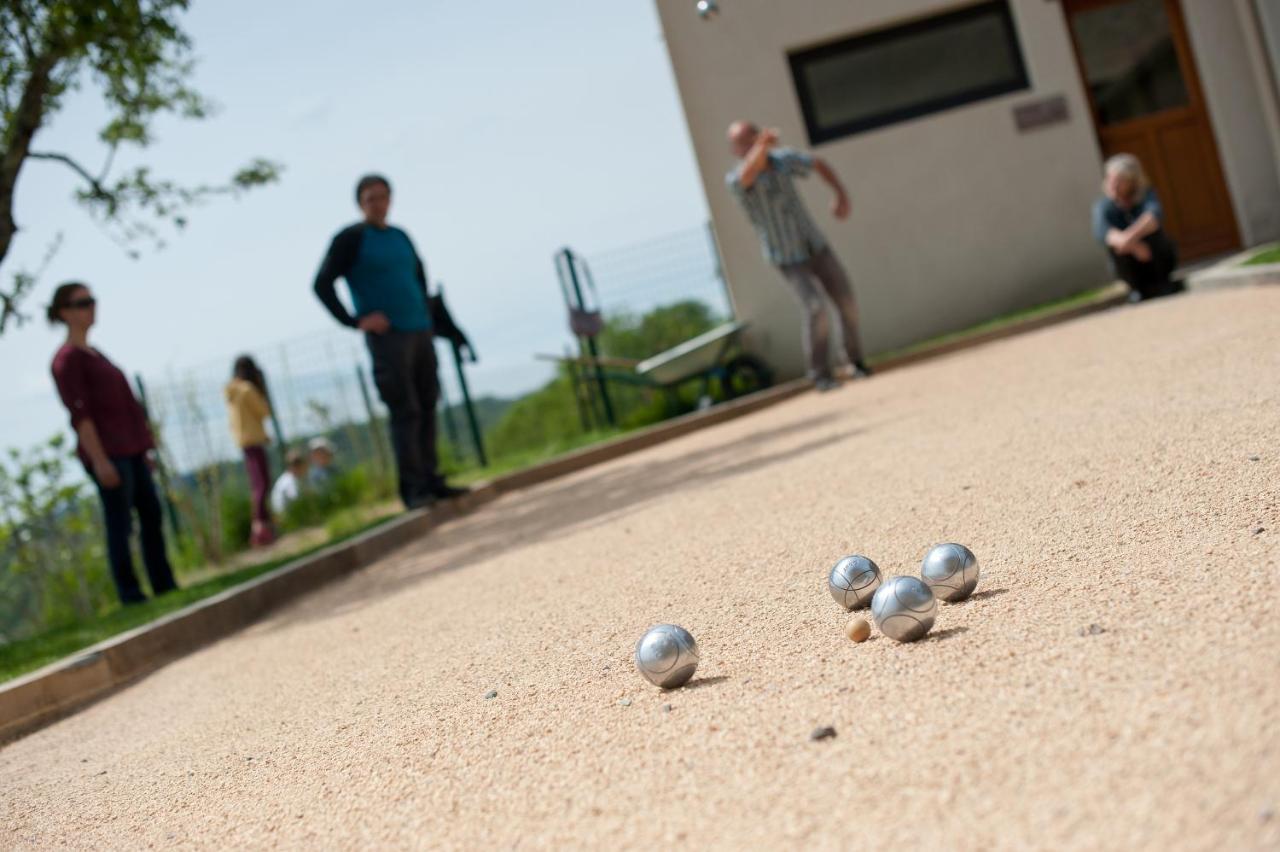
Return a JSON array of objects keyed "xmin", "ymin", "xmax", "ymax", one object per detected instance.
[{"xmin": 3, "ymin": 288, "xmax": 1278, "ymax": 850}]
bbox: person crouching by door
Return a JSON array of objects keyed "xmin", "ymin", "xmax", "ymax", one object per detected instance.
[
  {"xmin": 226, "ymin": 355, "xmax": 276, "ymax": 547},
  {"xmin": 1092, "ymin": 154, "xmax": 1181, "ymax": 302}
]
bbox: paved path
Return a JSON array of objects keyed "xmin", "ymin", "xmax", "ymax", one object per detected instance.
[{"xmin": 3, "ymin": 289, "xmax": 1278, "ymax": 849}]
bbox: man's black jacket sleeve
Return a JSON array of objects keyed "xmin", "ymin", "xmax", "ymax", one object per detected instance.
[{"xmin": 312, "ymin": 224, "xmax": 365, "ymax": 328}]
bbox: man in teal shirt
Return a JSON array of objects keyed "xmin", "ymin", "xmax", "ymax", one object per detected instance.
[{"xmin": 313, "ymin": 174, "xmax": 464, "ymax": 508}]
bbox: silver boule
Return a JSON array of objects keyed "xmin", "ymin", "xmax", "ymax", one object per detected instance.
[
  {"xmin": 870, "ymin": 576, "xmax": 937, "ymax": 643},
  {"xmin": 828, "ymin": 555, "xmax": 883, "ymax": 610},
  {"xmin": 634, "ymin": 624, "xmax": 700, "ymax": 689},
  {"xmin": 920, "ymin": 543, "xmax": 980, "ymax": 602}
]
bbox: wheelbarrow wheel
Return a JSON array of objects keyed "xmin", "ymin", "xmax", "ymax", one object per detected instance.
[{"xmin": 721, "ymin": 354, "xmax": 773, "ymax": 400}]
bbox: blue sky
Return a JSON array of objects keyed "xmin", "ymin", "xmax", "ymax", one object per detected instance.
[{"xmin": 0, "ymin": 0, "xmax": 711, "ymax": 454}]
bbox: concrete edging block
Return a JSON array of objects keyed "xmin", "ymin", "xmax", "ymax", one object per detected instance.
[
  {"xmin": 0, "ymin": 652, "xmax": 114, "ymax": 742},
  {"xmin": 1187, "ymin": 245, "xmax": 1280, "ymax": 291}
]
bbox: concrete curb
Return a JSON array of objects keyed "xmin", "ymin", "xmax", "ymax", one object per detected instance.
[
  {"xmin": 1187, "ymin": 244, "xmax": 1280, "ymax": 291},
  {"xmin": 0, "ymin": 284, "xmax": 1127, "ymax": 744},
  {"xmin": 866, "ymin": 283, "xmax": 1128, "ymax": 372},
  {"xmin": 0, "ymin": 510, "xmax": 426, "ymax": 743}
]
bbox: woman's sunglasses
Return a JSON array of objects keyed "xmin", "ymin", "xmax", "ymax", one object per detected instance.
[{"xmin": 66, "ymin": 297, "xmax": 96, "ymax": 310}]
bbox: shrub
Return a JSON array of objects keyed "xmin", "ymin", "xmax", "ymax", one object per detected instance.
[
  {"xmin": 0, "ymin": 436, "xmax": 114, "ymax": 642},
  {"xmin": 219, "ymin": 487, "xmax": 253, "ymax": 556}
]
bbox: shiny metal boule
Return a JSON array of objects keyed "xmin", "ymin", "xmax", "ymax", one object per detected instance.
[
  {"xmin": 828, "ymin": 555, "xmax": 882, "ymax": 610},
  {"xmin": 634, "ymin": 624, "xmax": 699, "ymax": 689},
  {"xmin": 870, "ymin": 576, "xmax": 937, "ymax": 642},
  {"xmin": 920, "ymin": 543, "xmax": 980, "ymax": 602}
]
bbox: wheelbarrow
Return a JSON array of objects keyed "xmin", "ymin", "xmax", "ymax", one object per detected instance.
[{"xmin": 539, "ymin": 320, "xmax": 773, "ymax": 413}]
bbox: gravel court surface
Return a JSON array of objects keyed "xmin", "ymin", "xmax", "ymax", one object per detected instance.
[{"xmin": 2, "ymin": 287, "xmax": 1277, "ymax": 850}]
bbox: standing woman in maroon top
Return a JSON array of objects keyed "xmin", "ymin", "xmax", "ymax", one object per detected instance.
[{"xmin": 48, "ymin": 282, "xmax": 178, "ymax": 605}]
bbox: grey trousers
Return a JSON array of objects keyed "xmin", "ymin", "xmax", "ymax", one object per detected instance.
[{"xmin": 779, "ymin": 248, "xmax": 865, "ymax": 380}]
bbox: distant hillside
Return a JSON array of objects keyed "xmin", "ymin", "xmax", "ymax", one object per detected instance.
[{"xmin": 437, "ymin": 395, "xmax": 513, "ymax": 438}]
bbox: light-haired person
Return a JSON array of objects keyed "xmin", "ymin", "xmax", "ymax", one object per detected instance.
[
  {"xmin": 270, "ymin": 449, "xmax": 309, "ymax": 517},
  {"xmin": 725, "ymin": 120, "xmax": 870, "ymax": 391},
  {"xmin": 1093, "ymin": 153, "xmax": 1180, "ymax": 302},
  {"xmin": 308, "ymin": 436, "xmax": 337, "ymax": 491}
]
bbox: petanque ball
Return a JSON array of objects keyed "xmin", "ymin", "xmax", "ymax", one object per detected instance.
[
  {"xmin": 634, "ymin": 624, "xmax": 699, "ymax": 689},
  {"xmin": 870, "ymin": 576, "xmax": 937, "ymax": 643},
  {"xmin": 920, "ymin": 543, "xmax": 980, "ymax": 602},
  {"xmin": 828, "ymin": 555, "xmax": 883, "ymax": 610}
]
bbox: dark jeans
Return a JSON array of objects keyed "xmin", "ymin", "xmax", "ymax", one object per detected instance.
[
  {"xmin": 243, "ymin": 445, "xmax": 272, "ymax": 525},
  {"xmin": 89, "ymin": 454, "xmax": 177, "ymax": 605},
  {"xmin": 779, "ymin": 248, "xmax": 865, "ymax": 380},
  {"xmin": 366, "ymin": 330, "xmax": 441, "ymax": 507},
  {"xmin": 1110, "ymin": 231, "xmax": 1179, "ymax": 300}
]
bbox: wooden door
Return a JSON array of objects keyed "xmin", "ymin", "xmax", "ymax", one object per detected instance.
[{"xmin": 1064, "ymin": 0, "xmax": 1240, "ymax": 259}]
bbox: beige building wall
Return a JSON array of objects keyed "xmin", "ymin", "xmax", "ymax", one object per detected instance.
[
  {"xmin": 1235, "ymin": 0, "xmax": 1280, "ymax": 206},
  {"xmin": 655, "ymin": 0, "xmax": 1277, "ymax": 380},
  {"xmin": 1184, "ymin": 1, "xmax": 1280, "ymax": 245}
]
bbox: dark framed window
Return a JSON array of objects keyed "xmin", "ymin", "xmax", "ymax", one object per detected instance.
[{"xmin": 789, "ymin": 1, "xmax": 1031, "ymax": 144}]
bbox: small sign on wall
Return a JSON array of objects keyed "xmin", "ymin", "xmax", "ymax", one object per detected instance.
[{"xmin": 1013, "ymin": 95, "xmax": 1070, "ymax": 132}]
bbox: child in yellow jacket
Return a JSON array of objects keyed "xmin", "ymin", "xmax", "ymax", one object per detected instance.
[{"xmin": 225, "ymin": 355, "xmax": 275, "ymax": 546}]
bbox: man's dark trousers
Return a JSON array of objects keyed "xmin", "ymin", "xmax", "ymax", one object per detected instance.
[{"xmin": 366, "ymin": 330, "xmax": 441, "ymax": 507}]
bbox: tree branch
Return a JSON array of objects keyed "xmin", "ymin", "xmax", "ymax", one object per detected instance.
[
  {"xmin": 6, "ymin": 3, "xmax": 38, "ymax": 61},
  {"xmin": 0, "ymin": 17, "xmax": 29, "ymax": 63},
  {"xmin": 27, "ymin": 150, "xmax": 109, "ymax": 198},
  {"xmin": 0, "ymin": 49, "xmax": 58, "ymax": 269},
  {"xmin": 0, "ymin": 231, "xmax": 61, "ymax": 334},
  {"xmin": 97, "ymin": 142, "xmax": 118, "ymax": 185}
]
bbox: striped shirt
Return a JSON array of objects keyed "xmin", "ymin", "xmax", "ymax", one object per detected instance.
[{"xmin": 726, "ymin": 148, "xmax": 828, "ymax": 267}]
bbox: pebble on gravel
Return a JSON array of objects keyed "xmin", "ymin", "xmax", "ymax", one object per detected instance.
[
  {"xmin": 661, "ymin": 704, "xmax": 672, "ymax": 713},
  {"xmin": 483, "ymin": 690, "xmax": 497, "ymax": 700},
  {"xmin": 844, "ymin": 617, "xmax": 871, "ymax": 643},
  {"xmin": 1254, "ymin": 527, "xmax": 1265, "ymax": 535},
  {"xmin": 1079, "ymin": 624, "xmax": 1106, "ymax": 636},
  {"xmin": 619, "ymin": 698, "xmax": 632, "ymax": 707},
  {"xmin": 1248, "ymin": 455, "xmax": 1260, "ymax": 461},
  {"xmin": 809, "ymin": 726, "xmax": 837, "ymax": 741}
]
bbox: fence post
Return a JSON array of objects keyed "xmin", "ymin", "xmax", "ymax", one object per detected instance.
[
  {"xmin": 265, "ymin": 384, "xmax": 288, "ymax": 473},
  {"xmin": 564, "ymin": 345, "xmax": 592, "ymax": 432},
  {"xmin": 706, "ymin": 219, "xmax": 735, "ymax": 320},
  {"xmin": 278, "ymin": 345, "xmax": 303, "ymax": 454},
  {"xmin": 449, "ymin": 341, "xmax": 488, "ymax": 467},
  {"xmin": 436, "ymin": 361, "xmax": 463, "ymax": 450},
  {"xmin": 133, "ymin": 374, "xmax": 184, "ymax": 542},
  {"xmin": 355, "ymin": 365, "xmax": 392, "ymax": 479},
  {"xmin": 560, "ymin": 247, "xmax": 615, "ymax": 427}
]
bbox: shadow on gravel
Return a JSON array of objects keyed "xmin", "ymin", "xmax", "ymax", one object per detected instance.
[
  {"xmin": 673, "ymin": 675, "xmax": 730, "ymax": 692},
  {"xmin": 927, "ymin": 626, "xmax": 970, "ymax": 642},
  {"xmin": 263, "ymin": 409, "xmax": 905, "ymax": 632}
]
